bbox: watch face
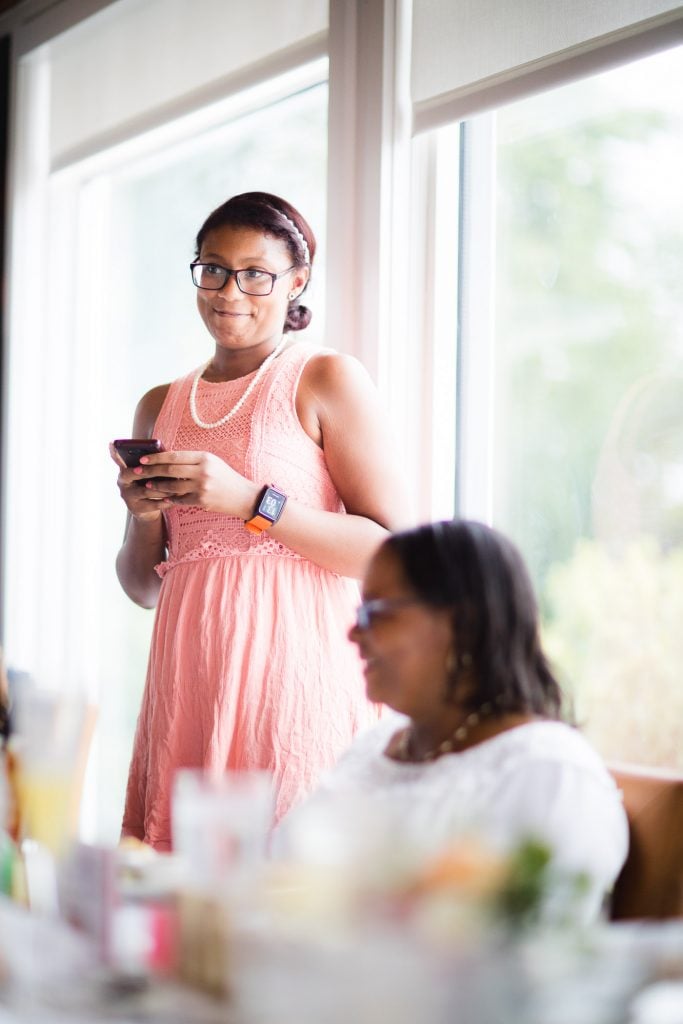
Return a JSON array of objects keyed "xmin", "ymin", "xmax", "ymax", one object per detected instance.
[{"xmin": 260, "ymin": 487, "xmax": 286, "ymax": 521}]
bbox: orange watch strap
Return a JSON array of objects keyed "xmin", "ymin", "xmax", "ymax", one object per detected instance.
[
  {"xmin": 245, "ymin": 484, "xmax": 287, "ymax": 534},
  {"xmin": 244, "ymin": 513, "xmax": 273, "ymax": 535}
]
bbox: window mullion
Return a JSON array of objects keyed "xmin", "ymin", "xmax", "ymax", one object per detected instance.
[{"xmin": 455, "ymin": 114, "xmax": 497, "ymax": 523}]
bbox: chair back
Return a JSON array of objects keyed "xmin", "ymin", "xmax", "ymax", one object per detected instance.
[{"xmin": 609, "ymin": 763, "xmax": 683, "ymax": 920}]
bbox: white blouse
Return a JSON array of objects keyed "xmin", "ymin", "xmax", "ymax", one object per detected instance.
[{"xmin": 279, "ymin": 718, "xmax": 629, "ymax": 923}]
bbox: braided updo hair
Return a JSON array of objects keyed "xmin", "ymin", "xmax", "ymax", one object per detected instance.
[{"xmin": 194, "ymin": 191, "xmax": 316, "ymax": 333}]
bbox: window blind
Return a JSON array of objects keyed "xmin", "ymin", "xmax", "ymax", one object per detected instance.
[
  {"xmin": 23, "ymin": 0, "xmax": 327, "ymax": 168},
  {"xmin": 412, "ymin": 0, "xmax": 683, "ymax": 131}
]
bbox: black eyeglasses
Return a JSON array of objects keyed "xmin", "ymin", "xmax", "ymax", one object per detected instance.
[
  {"xmin": 354, "ymin": 598, "xmax": 423, "ymax": 631},
  {"xmin": 190, "ymin": 261, "xmax": 296, "ymax": 296}
]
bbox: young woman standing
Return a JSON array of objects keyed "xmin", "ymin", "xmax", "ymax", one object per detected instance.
[{"xmin": 112, "ymin": 192, "xmax": 406, "ymax": 849}]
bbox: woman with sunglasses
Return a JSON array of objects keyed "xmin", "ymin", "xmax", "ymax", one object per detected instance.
[
  {"xmin": 281, "ymin": 519, "xmax": 628, "ymax": 922},
  {"xmin": 111, "ymin": 192, "xmax": 404, "ymax": 850}
]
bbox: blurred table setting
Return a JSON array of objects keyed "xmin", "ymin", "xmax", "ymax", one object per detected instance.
[
  {"xmin": 1, "ymin": 840, "xmax": 683, "ymax": 1024},
  {"xmin": 0, "ymin": 692, "xmax": 682, "ymax": 1023}
]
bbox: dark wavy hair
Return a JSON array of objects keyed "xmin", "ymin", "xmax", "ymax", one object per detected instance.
[
  {"xmin": 384, "ymin": 520, "xmax": 564, "ymax": 719},
  {"xmin": 194, "ymin": 191, "xmax": 316, "ymax": 333}
]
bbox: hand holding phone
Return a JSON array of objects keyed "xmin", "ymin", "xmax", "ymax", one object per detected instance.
[
  {"xmin": 111, "ymin": 438, "xmax": 172, "ymax": 522},
  {"xmin": 112, "ymin": 438, "xmax": 165, "ymax": 468}
]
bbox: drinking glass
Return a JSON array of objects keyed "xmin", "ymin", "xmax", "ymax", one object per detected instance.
[
  {"xmin": 172, "ymin": 768, "xmax": 274, "ymax": 888},
  {"xmin": 13, "ymin": 689, "xmax": 90, "ymax": 858}
]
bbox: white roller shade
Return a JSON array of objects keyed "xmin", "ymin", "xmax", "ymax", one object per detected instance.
[
  {"xmin": 34, "ymin": 0, "xmax": 327, "ymax": 168},
  {"xmin": 412, "ymin": 0, "xmax": 683, "ymax": 131}
]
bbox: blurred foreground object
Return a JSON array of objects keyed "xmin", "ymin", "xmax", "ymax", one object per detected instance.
[
  {"xmin": 0, "ymin": 649, "xmax": 21, "ymax": 898},
  {"xmin": 172, "ymin": 768, "xmax": 273, "ymax": 996},
  {"xmin": 12, "ymin": 689, "xmax": 96, "ymax": 859}
]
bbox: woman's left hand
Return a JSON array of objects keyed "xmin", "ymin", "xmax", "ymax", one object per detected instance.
[{"xmin": 132, "ymin": 451, "xmax": 259, "ymax": 518}]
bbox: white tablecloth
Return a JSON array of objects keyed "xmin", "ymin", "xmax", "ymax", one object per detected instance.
[
  {"xmin": 0, "ymin": 897, "xmax": 228, "ymax": 1023},
  {"xmin": 2, "ymin": 896, "xmax": 683, "ymax": 1023}
]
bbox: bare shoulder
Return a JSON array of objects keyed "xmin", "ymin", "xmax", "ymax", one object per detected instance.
[
  {"xmin": 133, "ymin": 383, "xmax": 172, "ymax": 436},
  {"xmin": 296, "ymin": 348, "xmax": 409, "ymax": 528},
  {"xmin": 302, "ymin": 349, "xmax": 373, "ymax": 388},
  {"xmin": 299, "ymin": 350, "xmax": 377, "ymax": 412}
]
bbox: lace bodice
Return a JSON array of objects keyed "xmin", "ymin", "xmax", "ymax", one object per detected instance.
[{"xmin": 153, "ymin": 342, "xmax": 343, "ymax": 575}]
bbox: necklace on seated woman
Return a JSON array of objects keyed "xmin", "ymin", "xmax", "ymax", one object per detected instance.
[{"xmin": 394, "ymin": 698, "xmax": 505, "ymax": 763}]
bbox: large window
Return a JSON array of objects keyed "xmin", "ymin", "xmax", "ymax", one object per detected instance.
[
  {"xmin": 492, "ymin": 45, "xmax": 682, "ymax": 768},
  {"xmin": 4, "ymin": 63, "xmax": 328, "ymax": 842},
  {"xmin": 424, "ymin": 44, "xmax": 682, "ymax": 769},
  {"xmin": 421, "ymin": 46, "xmax": 683, "ymax": 770}
]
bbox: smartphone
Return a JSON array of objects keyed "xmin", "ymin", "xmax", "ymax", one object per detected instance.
[{"xmin": 113, "ymin": 438, "xmax": 164, "ymax": 468}]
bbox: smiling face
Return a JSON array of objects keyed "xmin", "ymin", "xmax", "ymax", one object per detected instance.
[
  {"xmin": 195, "ymin": 224, "xmax": 309, "ymax": 353},
  {"xmin": 349, "ymin": 545, "xmax": 456, "ymax": 722}
]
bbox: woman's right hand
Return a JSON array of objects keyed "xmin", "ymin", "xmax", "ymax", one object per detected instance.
[
  {"xmin": 113, "ymin": 385, "xmax": 173, "ymax": 608},
  {"xmin": 109, "ymin": 443, "xmax": 173, "ymax": 522}
]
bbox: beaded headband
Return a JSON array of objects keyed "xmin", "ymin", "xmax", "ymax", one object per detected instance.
[{"xmin": 278, "ymin": 212, "xmax": 310, "ymax": 266}]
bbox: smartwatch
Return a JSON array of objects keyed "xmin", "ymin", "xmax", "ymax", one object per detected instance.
[{"xmin": 244, "ymin": 485, "xmax": 288, "ymax": 535}]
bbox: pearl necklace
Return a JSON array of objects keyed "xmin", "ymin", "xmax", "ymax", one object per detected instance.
[
  {"xmin": 395, "ymin": 699, "xmax": 502, "ymax": 763},
  {"xmin": 189, "ymin": 336, "xmax": 287, "ymax": 430}
]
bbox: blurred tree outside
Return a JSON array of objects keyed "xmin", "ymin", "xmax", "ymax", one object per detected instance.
[
  {"xmin": 543, "ymin": 538, "xmax": 683, "ymax": 768},
  {"xmin": 493, "ymin": 47, "xmax": 683, "ymax": 768}
]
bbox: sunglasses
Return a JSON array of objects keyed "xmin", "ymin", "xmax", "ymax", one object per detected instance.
[{"xmin": 354, "ymin": 597, "xmax": 424, "ymax": 630}]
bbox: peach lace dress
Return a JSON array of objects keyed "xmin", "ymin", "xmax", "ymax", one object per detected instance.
[{"xmin": 122, "ymin": 342, "xmax": 376, "ymax": 850}]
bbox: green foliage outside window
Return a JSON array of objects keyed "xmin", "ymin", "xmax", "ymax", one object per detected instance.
[{"xmin": 494, "ymin": 49, "xmax": 683, "ymax": 769}]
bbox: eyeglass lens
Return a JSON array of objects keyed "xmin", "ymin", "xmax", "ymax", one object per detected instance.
[{"xmin": 191, "ymin": 264, "xmax": 275, "ymax": 295}]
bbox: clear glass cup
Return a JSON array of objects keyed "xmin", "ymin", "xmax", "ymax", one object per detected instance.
[
  {"xmin": 13, "ymin": 689, "xmax": 90, "ymax": 859},
  {"xmin": 172, "ymin": 768, "xmax": 274, "ymax": 889}
]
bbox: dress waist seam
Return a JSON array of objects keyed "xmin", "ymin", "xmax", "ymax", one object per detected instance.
[{"xmin": 155, "ymin": 546, "xmax": 310, "ymax": 578}]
